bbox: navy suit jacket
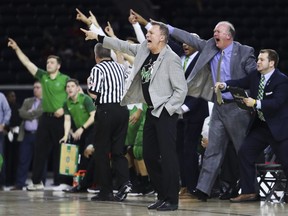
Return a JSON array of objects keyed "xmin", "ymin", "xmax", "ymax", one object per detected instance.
[{"xmin": 226, "ymin": 69, "xmax": 288, "ymax": 141}]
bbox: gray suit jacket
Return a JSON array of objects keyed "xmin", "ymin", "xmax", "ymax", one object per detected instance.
[
  {"xmin": 103, "ymin": 37, "xmax": 187, "ymax": 117},
  {"xmin": 171, "ymin": 27, "xmax": 257, "ymax": 101},
  {"xmin": 17, "ymin": 97, "xmax": 43, "ymax": 142}
]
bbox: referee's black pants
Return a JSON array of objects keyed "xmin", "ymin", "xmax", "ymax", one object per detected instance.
[
  {"xmin": 143, "ymin": 108, "xmax": 180, "ymax": 205},
  {"xmin": 32, "ymin": 114, "xmax": 64, "ymax": 185},
  {"xmin": 93, "ymin": 103, "xmax": 129, "ymax": 195}
]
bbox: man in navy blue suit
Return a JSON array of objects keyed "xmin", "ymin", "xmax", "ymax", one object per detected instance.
[
  {"xmin": 216, "ymin": 49, "xmax": 288, "ymax": 202},
  {"xmin": 175, "ymin": 36, "xmax": 209, "ymax": 198}
]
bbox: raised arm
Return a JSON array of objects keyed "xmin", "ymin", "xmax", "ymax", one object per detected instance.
[
  {"xmin": 8, "ymin": 38, "xmax": 38, "ymax": 76},
  {"xmin": 130, "ymin": 9, "xmax": 149, "ymax": 26},
  {"xmin": 128, "ymin": 9, "xmax": 146, "ymax": 43},
  {"xmin": 80, "ymin": 28, "xmax": 99, "ymax": 41},
  {"xmin": 76, "ymin": 8, "xmax": 92, "ymax": 27}
]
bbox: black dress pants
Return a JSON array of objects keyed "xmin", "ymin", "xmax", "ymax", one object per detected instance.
[
  {"xmin": 143, "ymin": 108, "xmax": 179, "ymax": 204},
  {"xmin": 32, "ymin": 114, "xmax": 64, "ymax": 185},
  {"xmin": 176, "ymin": 117, "xmax": 204, "ymax": 192},
  {"xmin": 93, "ymin": 103, "xmax": 129, "ymax": 195},
  {"xmin": 239, "ymin": 120, "xmax": 288, "ymax": 193}
]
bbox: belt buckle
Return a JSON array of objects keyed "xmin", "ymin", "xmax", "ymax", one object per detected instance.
[{"xmin": 45, "ymin": 112, "xmax": 54, "ymax": 117}]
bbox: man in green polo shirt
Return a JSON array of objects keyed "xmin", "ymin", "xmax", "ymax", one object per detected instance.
[
  {"xmin": 60, "ymin": 79, "xmax": 96, "ymax": 170},
  {"xmin": 8, "ymin": 38, "xmax": 70, "ymax": 191}
]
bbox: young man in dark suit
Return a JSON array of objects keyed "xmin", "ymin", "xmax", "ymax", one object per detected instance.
[{"xmin": 216, "ymin": 49, "xmax": 288, "ymax": 202}]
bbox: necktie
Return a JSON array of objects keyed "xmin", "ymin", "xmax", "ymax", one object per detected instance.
[
  {"xmin": 257, "ymin": 75, "xmax": 265, "ymax": 121},
  {"xmin": 216, "ymin": 51, "xmax": 224, "ymax": 104},
  {"xmin": 183, "ymin": 56, "xmax": 189, "ymax": 72}
]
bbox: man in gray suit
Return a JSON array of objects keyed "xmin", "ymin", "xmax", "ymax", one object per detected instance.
[
  {"xmin": 168, "ymin": 21, "xmax": 257, "ymax": 200},
  {"xmin": 11, "ymin": 81, "xmax": 43, "ymax": 190},
  {"xmin": 81, "ymin": 21, "xmax": 187, "ymax": 211}
]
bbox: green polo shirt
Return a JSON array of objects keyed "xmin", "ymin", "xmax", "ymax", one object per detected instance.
[
  {"xmin": 63, "ymin": 93, "xmax": 96, "ymax": 128},
  {"xmin": 35, "ymin": 69, "xmax": 69, "ymax": 112}
]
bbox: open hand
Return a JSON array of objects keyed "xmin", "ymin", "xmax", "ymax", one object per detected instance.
[{"xmin": 80, "ymin": 28, "xmax": 98, "ymax": 41}]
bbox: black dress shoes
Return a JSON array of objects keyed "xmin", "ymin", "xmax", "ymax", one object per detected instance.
[
  {"xmin": 156, "ymin": 201, "xmax": 178, "ymax": 211},
  {"xmin": 219, "ymin": 187, "xmax": 239, "ymax": 200},
  {"xmin": 91, "ymin": 193, "xmax": 115, "ymax": 201},
  {"xmin": 192, "ymin": 189, "xmax": 209, "ymax": 201},
  {"xmin": 114, "ymin": 181, "xmax": 132, "ymax": 202},
  {"xmin": 63, "ymin": 185, "xmax": 87, "ymax": 193},
  {"xmin": 147, "ymin": 200, "xmax": 165, "ymax": 210}
]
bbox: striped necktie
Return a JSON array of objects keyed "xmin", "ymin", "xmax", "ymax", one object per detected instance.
[
  {"xmin": 183, "ymin": 56, "xmax": 189, "ymax": 72},
  {"xmin": 216, "ymin": 51, "xmax": 224, "ymax": 104},
  {"xmin": 257, "ymin": 75, "xmax": 265, "ymax": 121}
]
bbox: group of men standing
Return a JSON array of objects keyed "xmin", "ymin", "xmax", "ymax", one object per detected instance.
[{"xmin": 3, "ymin": 8, "xmax": 288, "ymax": 212}]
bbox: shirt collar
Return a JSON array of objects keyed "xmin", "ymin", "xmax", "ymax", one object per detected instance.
[
  {"xmin": 222, "ymin": 43, "xmax": 233, "ymax": 55},
  {"xmin": 263, "ymin": 69, "xmax": 275, "ymax": 81},
  {"xmin": 68, "ymin": 93, "xmax": 80, "ymax": 104}
]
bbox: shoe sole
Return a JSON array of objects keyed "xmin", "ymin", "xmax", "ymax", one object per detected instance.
[
  {"xmin": 27, "ymin": 188, "xmax": 44, "ymax": 191},
  {"xmin": 114, "ymin": 186, "xmax": 132, "ymax": 201}
]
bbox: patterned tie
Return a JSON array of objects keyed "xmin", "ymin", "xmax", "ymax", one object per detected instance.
[
  {"xmin": 183, "ymin": 56, "xmax": 189, "ymax": 72},
  {"xmin": 257, "ymin": 75, "xmax": 265, "ymax": 121},
  {"xmin": 216, "ymin": 51, "xmax": 224, "ymax": 104}
]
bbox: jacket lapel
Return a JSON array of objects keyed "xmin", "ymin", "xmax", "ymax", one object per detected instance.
[
  {"xmin": 149, "ymin": 46, "xmax": 167, "ymax": 83},
  {"xmin": 185, "ymin": 52, "xmax": 200, "ymax": 79}
]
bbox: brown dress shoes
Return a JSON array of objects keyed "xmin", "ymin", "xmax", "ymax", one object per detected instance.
[{"xmin": 230, "ymin": 193, "xmax": 260, "ymax": 203}]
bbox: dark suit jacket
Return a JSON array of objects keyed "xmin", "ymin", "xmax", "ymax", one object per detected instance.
[
  {"xmin": 17, "ymin": 97, "xmax": 43, "ymax": 141},
  {"xmin": 167, "ymin": 39, "xmax": 209, "ymax": 122},
  {"xmin": 182, "ymin": 52, "xmax": 209, "ymax": 122},
  {"xmin": 226, "ymin": 69, "xmax": 288, "ymax": 141}
]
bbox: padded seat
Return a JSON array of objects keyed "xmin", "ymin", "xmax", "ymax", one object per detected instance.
[
  {"xmin": 54, "ymin": 16, "xmax": 71, "ymax": 27},
  {"xmin": 34, "ymin": 5, "xmax": 51, "ymax": 15},
  {"xmin": 253, "ymin": 27, "xmax": 266, "ymax": 39},
  {"xmin": 17, "ymin": 5, "xmax": 34, "ymax": 15},
  {"xmin": 6, "ymin": 26, "xmax": 23, "ymax": 37},
  {"xmin": 36, "ymin": 15, "xmax": 54, "ymax": 26},
  {"xmin": 0, "ymin": 15, "xmax": 18, "ymax": 27},
  {"xmin": 25, "ymin": 26, "xmax": 43, "ymax": 37},
  {"xmin": 17, "ymin": 15, "xmax": 36, "ymax": 26},
  {"xmin": 233, "ymin": 7, "xmax": 251, "ymax": 17},
  {"xmin": 260, "ymin": 38, "xmax": 279, "ymax": 50}
]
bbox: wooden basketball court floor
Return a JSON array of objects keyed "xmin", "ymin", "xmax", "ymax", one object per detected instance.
[{"xmin": 0, "ymin": 190, "xmax": 287, "ymax": 216}]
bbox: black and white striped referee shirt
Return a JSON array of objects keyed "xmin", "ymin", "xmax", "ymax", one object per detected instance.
[{"xmin": 88, "ymin": 60, "xmax": 127, "ymax": 104}]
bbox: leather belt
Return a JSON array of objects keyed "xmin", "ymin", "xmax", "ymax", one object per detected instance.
[
  {"xmin": 25, "ymin": 130, "xmax": 37, "ymax": 134},
  {"xmin": 222, "ymin": 99, "xmax": 234, "ymax": 104},
  {"xmin": 43, "ymin": 112, "xmax": 55, "ymax": 117}
]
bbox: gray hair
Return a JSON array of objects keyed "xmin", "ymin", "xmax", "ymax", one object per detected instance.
[
  {"xmin": 217, "ymin": 21, "xmax": 236, "ymax": 38},
  {"xmin": 150, "ymin": 21, "xmax": 169, "ymax": 43},
  {"xmin": 94, "ymin": 43, "xmax": 111, "ymax": 58}
]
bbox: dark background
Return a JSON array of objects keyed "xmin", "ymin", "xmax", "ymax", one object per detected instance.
[{"xmin": 1, "ymin": 0, "xmax": 288, "ymax": 103}]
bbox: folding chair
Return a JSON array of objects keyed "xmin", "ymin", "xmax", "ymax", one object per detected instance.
[{"xmin": 256, "ymin": 155, "xmax": 287, "ymax": 203}]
